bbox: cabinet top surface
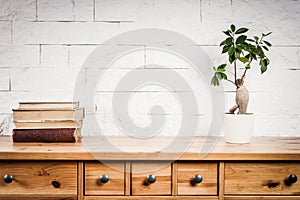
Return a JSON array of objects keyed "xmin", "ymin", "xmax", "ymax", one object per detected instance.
[{"xmin": 0, "ymin": 136, "xmax": 300, "ymax": 161}]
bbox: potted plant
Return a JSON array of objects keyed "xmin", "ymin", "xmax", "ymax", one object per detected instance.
[{"xmin": 211, "ymin": 24, "xmax": 272, "ymax": 143}]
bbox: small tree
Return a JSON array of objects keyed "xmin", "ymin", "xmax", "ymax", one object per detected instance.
[{"xmin": 211, "ymin": 24, "xmax": 272, "ymax": 114}]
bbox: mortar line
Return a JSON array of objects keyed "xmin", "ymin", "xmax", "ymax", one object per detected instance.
[
  {"xmin": 199, "ymin": 0, "xmax": 202, "ymax": 23},
  {"xmin": 93, "ymin": 0, "xmax": 96, "ymax": 22},
  {"xmin": 36, "ymin": 0, "xmax": 38, "ymax": 21}
]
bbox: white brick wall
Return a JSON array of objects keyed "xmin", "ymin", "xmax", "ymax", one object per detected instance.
[{"xmin": 0, "ymin": 0, "xmax": 299, "ymax": 137}]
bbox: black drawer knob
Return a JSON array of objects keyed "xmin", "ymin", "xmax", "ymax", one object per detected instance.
[
  {"xmin": 99, "ymin": 174, "xmax": 109, "ymax": 184},
  {"xmin": 193, "ymin": 174, "xmax": 203, "ymax": 184},
  {"xmin": 285, "ymin": 174, "xmax": 297, "ymax": 186},
  {"xmin": 4, "ymin": 174, "xmax": 13, "ymax": 184},
  {"xmin": 147, "ymin": 174, "xmax": 156, "ymax": 184}
]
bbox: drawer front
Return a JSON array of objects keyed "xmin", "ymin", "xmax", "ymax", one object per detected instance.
[
  {"xmin": 131, "ymin": 162, "xmax": 171, "ymax": 196},
  {"xmin": 225, "ymin": 163, "xmax": 300, "ymax": 195},
  {"xmin": 85, "ymin": 162, "xmax": 125, "ymax": 195},
  {"xmin": 177, "ymin": 162, "xmax": 218, "ymax": 195},
  {"xmin": 0, "ymin": 161, "xmax": 77, "ymax": 195}
]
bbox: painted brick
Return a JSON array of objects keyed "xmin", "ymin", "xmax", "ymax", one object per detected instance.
[
  {"xmin": 201, "ymin": 0, "xmax": 232, "ymax": 23},
  {"xmin": 13, "ymin": 22, "xmax": 120, "ymax": 44},
  {"xmin": 0, "ymin": 0, "xmax": 299, "ymax": 137},
  {"xmin": 0, "ymin": 68, "xmax": 10, "ymax": 91},
  {"xmin": 37, "ymin": 0, "xmax": 93, "ymax": 21},
  {"xmin": 0, "ymin": 21, "xmax": 11, "ymax": 45},
  {"xmin": 41, "ymin": 45, "xmax": 69, "ymax": 67},
  {"xmin": 10, "ymin": 67, "xmax": 80, "ymax": 91},
  {"xmin": 95, "ymin": 0, "xmax": 200, "ymax": 24},
  {"xmin": 232, "ymin": 0, "xmax": 300, "ymax": 45},
  {"xmin": 0, "ymin": 0, "xmax": 36, "ymax": 21},
  {"xmin": 0, "ymin": 45, "xmax": 39, "ymax": 67},
  {"xmin": 68, "ymin": 45, "xmax": 98, "ymax": 68}
]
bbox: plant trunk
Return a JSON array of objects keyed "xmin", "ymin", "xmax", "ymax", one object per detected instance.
[{"xmin": 229, "ymin": 86, "xmax": 249, "ymax": 114}]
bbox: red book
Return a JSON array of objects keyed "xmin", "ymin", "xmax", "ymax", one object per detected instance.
[{"xmin": 12, "ymin": 128, "xmax": 80, "ymax": 142}]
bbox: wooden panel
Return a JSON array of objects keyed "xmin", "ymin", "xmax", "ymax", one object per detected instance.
[
  {"xmin": 0, "ymin": 195, "xmax": 77, "ymax": 200},
  {"xmin": 84, "ymin": 196, "xmax": 218, "ymax": 200},
  {"xmin": 219, "ymin": 162, "xmax": 225, "ymax": 200},
  {"xmin": 177, "ymin": 162, "xmax": 218, "ymax": 195},
  {"xmin": 225, "ymin": 163, "xmax": 300, "ymax": 195},
  {"xmin": 78, "ymin": 161, "xmax": 84, "ymax": 200},
  {"xmin": 125, "ymin": 162, "xmax": 131, "ymax": 196},
  {"xmin": 225, "ymin": 196, "xmax": 300, "ymax": 200},
  {"xmin": 0, "ymin": 161, "xmax": 77, "ymax": 195},
  {"xmin": 131, "ymin": 162, "xmax": 171, "ymax": 196},
  {"xmin": 1, "ymin": 136, "xmax": 300, "ymax": 161},
  {"xmin": 85, "ymin": 161, "xmax": 125, "ymax": 195}
]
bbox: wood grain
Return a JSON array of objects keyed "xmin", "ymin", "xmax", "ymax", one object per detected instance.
[
  {"xmin": 78, "ymin": 161, "xmax": 84, "ymax": 200},
  {"xmin": 0, "ymin": 195, "xmax": 77, "ymax": 200},
  {"xmin": 224, "ymin": 196, "xmax": 300, "ymax": 200},
  {"xmin": 177, "ymin": 162, "xmax": 218, "ymax": 195},
  {"xmin": 125, "ymin": 161, "xmax": 131, "ymax": 196},
  {"xmin": 0, "ymin": 161, "xmax": 77, "ymax": 195},
  {"xmin": 1, "ymin": 136, "xmax": 300, "ymax": 161},
  {"xmin": 219, "ymin": 162, "xmax": 225, "ymax": 200},
  {"xmin": 131, "ymin": 162, "xmax": 171, "ymax": 196},
  {"xmin": 225, "ymin": 163, "xmax": 300, "ymax": 195},
  {"xmin": 85, "ymin": 161, "xmax": 125, "ymax": 195},
  {"xmin": 84, "ymin": 196, "xmax": 218, "ymax": 200}
]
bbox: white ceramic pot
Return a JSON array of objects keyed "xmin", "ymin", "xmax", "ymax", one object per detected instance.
[{"xmin": 223, "ymin": 113, "xmax": 254, "ymax": 144}]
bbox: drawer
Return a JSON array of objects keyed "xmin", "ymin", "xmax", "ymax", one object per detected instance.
[
  {"xmin": 177, "ymin": 162, "xmax": 218, "ymax": 195},
  {"xmin": 131, "ymin": 162, "xmax": 171, "ymax": 196},
  {"xmin": 85, "ymin": 161, "xmax": 125, "ymax": 195},
  {"xmin": 225, "ymin": 163, "xmax": 300, "ymax": 195},
  {"xmin": 0, "ymin": 161, "xmax": 77, "ymax": 195}
]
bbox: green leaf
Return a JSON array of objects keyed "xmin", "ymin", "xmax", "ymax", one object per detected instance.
[
  {"xmin": 236, "ymin": 35, "xmax": 247, "ymax": 45},
  {"xmin": 236, "ymin": 44, "xmax": 245, "ymax": 50},
  {"xmin": 221, "ymin": 73, "xmax": 227, "ymax": 79},
  {"xmin": 254, "ymin": 36, "xmax": 259, "ymax": 42},
  {"xmin": 211, "ymin": 74, "xmax": 220, "ymax": 86},
  {"xmin": 223, "ymin": 30, "xmax": 231, "ymax": 37},
  {"xmin": 245, "ymin": 64, "xmax": 251, "ymax": 69},
  {"xmin": 238, "ymin": 57, "xmax": 249, "ymax": 63},
  {"xmin": 262, "ymin": 32, "xmax": 272, "ymax": 37},
  {"xmin": 219, "ymin": 40, "xmax": 226, "ymax": 46},
  {"xmin": 229, "ymin": 54, "xmax": 236, "ymax": 63},
  {"xmin": 217, "ymin": 64, "xmax": 227, "ymax": 72},
  {"xmin": 230, "ymin": 24, "xmax": 236, "ymax": 32},
  {"xmin": 222, "ymin": 45, "xmax": 230, "ymax": 53},
  {"xmin": 261, "ymin": 64, "xmax": 267, "ymax": 74},
  {"xmin": 263, "ymin": 40, "xmax": 272, "ymax": 47},
  {"xmin": 235, "ymin": 51, "xmax": 240, "ymax": 59},
  {"xmin": 262, "ymin": 45, "xmax": 269, "ymax": 51},
  {"xmin": 235, "ymin": 27, "xmax": 249, "ymax": 34},
  {"xmin": 216, "ymin": 72, "xmax": 227, "ymax": 80},
  {"xmin": 257, "ymin": 46, "xmax": 265, "ymax": 57},
  {"xmin": 226, "ymin": 37, "xmax": 233, "ymax": 46},
  {"xmin": 228, "ymin": 46, "xmax": 235, "ymax": 56}
]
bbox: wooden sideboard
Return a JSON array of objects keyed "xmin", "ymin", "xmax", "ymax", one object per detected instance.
[{"xmin": 0, "ymin": 136, "xmax": 300, "ymax": 200}]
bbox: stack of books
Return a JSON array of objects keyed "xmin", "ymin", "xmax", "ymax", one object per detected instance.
[{"xmin": 12, "ymin": 102, "xmax": 84, "ymax": 142}]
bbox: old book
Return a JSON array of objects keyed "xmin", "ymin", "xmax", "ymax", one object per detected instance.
[
  {"xmin": 13, "ymin": 107, "xmax": 84, "ymax": 121},
  {"xmin": 14, "ymin": 120, "xmax": 82, "ymax": 129},
  {"xmin": 12, "ymin": 128, "xmax": 81, "ymax": 142},
  {"xmin": 18, "ymin": 102, "xmax": 79, "ymax": 110}
]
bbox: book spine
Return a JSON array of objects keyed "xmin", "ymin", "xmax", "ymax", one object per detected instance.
[{"xmin": 12, "ymin": 128, "xmax": 78, "ymax": 142}]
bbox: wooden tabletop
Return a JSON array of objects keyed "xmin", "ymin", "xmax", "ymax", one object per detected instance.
[{"xmin": 0, "ymin": 136, "xmax": 300, "ymax": 161}]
